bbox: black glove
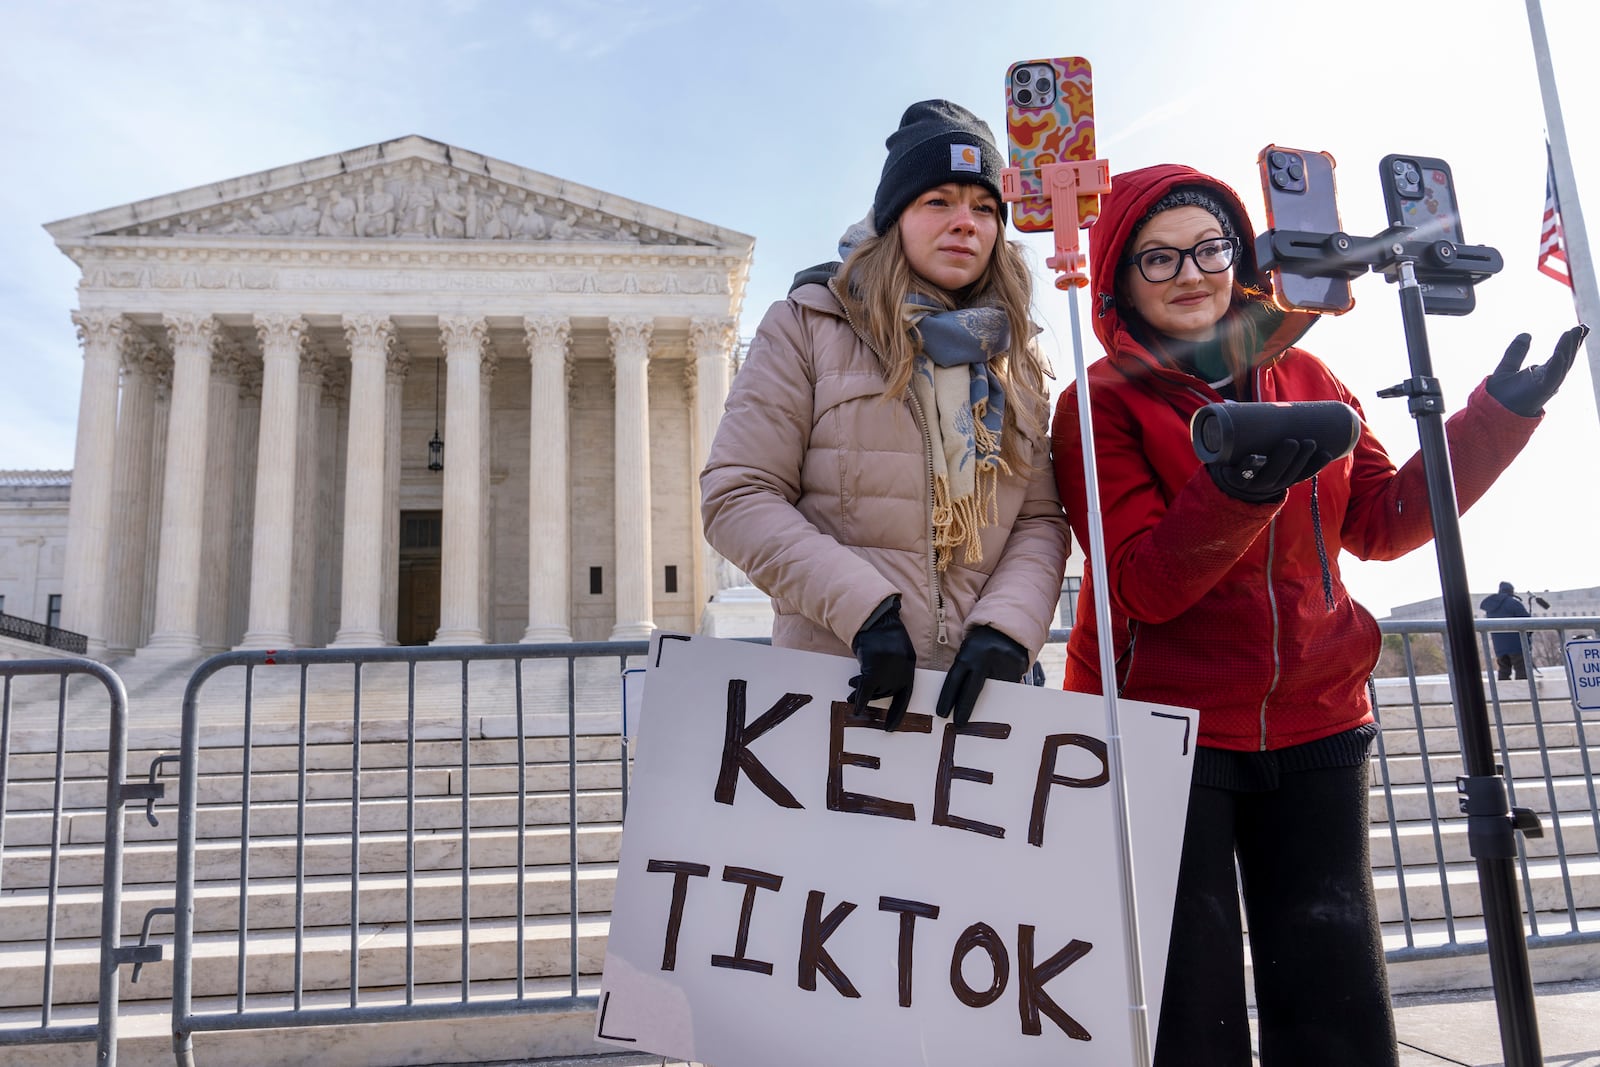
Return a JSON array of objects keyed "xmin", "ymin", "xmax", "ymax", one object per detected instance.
[
  {"xmin": 849, "ymin": 597, "xmax": 916, "ymax": 731},
  {"xmin": 935, "ymin": 625, "xmax": 1029, "ymax": 727},
  {"xmin": 1486, "ymin": 324, "xmax": 1589, "ymax": 416},
  {"xmin": 1207, "ymin": 437, "xmax": 1334, "ymax": 505}
]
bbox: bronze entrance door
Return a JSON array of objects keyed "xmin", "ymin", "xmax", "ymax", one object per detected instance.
[{"xmin": 397, "ymin": 510, "xmax": 442, "ymax": 646}]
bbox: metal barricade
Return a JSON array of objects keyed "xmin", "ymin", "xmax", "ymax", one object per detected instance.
[
  {"xmin": 1370, "ymin": 615, "xmax": 1600, "ymax": 968},
  {"xmin": 0, "ymin": 657, "xmax": 160, "ymax": 1067},
  {"xmin": 168, "ymin": 641, "xmax": 647, "ymax": 1066}
]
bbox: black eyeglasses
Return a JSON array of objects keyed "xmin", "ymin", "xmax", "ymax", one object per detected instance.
[{"xmin": 1122, "ymin": 236, "xmax": 1239, "ymax": 283}]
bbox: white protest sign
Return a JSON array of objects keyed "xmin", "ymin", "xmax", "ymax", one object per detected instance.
[
  {"xmin": 596, "ymin": 634, "xmax": 1197, "ymax": 1066},
  {"xmin": 1565, "ymin": 638, "xmax": 1600, "ymax": 712}
]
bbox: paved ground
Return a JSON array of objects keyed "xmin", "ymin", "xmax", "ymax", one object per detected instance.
[{"xmin": 459, "ymin": 977, "xmax": 1600, "ymax": 1066}]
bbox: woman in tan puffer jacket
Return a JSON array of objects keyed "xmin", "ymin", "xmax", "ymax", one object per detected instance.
[{"xmin": 700, "ymin": 99, "xmax": 1070, "ymax": 730}]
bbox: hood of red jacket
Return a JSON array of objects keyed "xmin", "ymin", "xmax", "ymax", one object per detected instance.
[{"xmin": 1087, "ymin": 163, "xmax": 1318, "ymax": 377}]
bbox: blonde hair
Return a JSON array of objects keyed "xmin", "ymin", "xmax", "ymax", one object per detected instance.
[{"xmin": 835, "ymin": 223, "xmax": 1049, "ymax": 467}]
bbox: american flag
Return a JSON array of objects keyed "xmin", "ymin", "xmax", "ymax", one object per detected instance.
[{"xmin": 1539, "ymin": 147, "xmax": 1573, "ymax": 288}]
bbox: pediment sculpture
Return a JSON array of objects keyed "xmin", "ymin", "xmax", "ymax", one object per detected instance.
[{"xmin": 104, "ymin": 161, "xmax": 703, "ymax": 246}]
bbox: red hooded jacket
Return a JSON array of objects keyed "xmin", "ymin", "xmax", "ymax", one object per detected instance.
[{"xmin": 1052, "ymin": 164, "xmax": 1540, "ymax": 751}]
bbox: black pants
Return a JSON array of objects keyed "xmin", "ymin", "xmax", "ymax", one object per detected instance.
[
  {"xmin": 1497, "ymin": 652, "xmax": 1527, "ymax": 680},
  {"xmin": 1153, "ymin": 763, "xmax": 1397, "ymax": 1067}
]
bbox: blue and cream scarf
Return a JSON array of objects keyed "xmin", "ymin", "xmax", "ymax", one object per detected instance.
[
  {"xmin": 838, "ymin": 216, "xmax": 1013, "ymax": 568},
  {"xmin": 903, "ymin": 296, "xmax": 1011, "ymax": 569}
]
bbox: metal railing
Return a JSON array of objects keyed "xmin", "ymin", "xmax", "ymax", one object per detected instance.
[
  {"xmin": 3, "ymin": 620, "xmax": 1596, "ymax": 1065},
  {"xmin": 0, "ymin": 612, "xmax": 88, "ymax": 655},
  {"xmin": 0, "ymin": 656, "xmax": 159, "ymax": 1067},
  {"xmin": 1368, "ymin": 615, "xmax": 1600, "ymax": 966},
  {"xmin": 168, "ymin": 641, "xmax": 648, "ymax": 1067}
]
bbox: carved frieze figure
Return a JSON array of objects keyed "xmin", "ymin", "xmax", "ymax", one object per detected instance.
[
  {"xmin": 357, "ymin": 178, "xmax": 396, "ymax": 237},
  {"xmin": 397, "ymin": 178, "xmax": 435, "ymax": 237},
  {"xmin": 434, "ymin": 178, "xmax": 468, "ymax": 239},
  {"xmin": 319, "ymin": 188, "xmax": 357, "ymax": 236},
  {"xmin": 549, "ymin": 211, "xmax": 576, "ymax": 240},
  {"xmin": 479, "ymin": 194, "xmax": 505, "ymax": 239},
  {"xmin": 513, "ymin": 201, "xmax": 548, "ymax": 239},
  {"xmin": 288, "ymin": 196, "xmax": 321, "ymax": 236},
  {"xmin": 249, "ymin": 204, "xmax": 285, "ymax": 235}
]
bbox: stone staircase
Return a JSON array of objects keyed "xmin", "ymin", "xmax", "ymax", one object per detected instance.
[
  {"xmin": 1360, "ymin": 671, "xmax": 1600, "ymax": 993},
  {"xmin": 0, "ymin": 654, "xmax": 636, "ymax": 1067},
  {"xmin": 2, "ymin": 658, "xmax": 1597, "ymax": 1065}
]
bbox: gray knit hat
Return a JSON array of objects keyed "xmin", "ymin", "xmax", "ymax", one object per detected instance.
[
  {"xmin": 1131, "ymin": 186, "xmax": 1240, "ymax": 247},
  {"xmin": 873, "ymin": 100, "xmax": 1006, "ymax": 234}
]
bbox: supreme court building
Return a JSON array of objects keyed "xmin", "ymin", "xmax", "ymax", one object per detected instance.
[{"xmin": 44, "ymin": 135, "xmax": 754, "ymax": 658}]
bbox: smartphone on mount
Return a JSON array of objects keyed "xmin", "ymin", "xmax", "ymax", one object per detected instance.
[
  {"xmin": 1004, "ymin": 56, "xmax": 1096, "ymax": 232},
  {"xmin": 1257, "ymin": 145, "xmax": 1356, "ymax": 314},
  {"xmin": 1379, "ymin": 154, "xmax": 1474, "ymax": 315}
]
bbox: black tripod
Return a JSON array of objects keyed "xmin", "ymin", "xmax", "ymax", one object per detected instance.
[{"xmin": 1258, "ymin": 223, "xmax": 1546, "ymax": 1066}]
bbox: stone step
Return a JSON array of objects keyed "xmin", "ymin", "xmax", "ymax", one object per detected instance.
[
  {"xmin": 1, "ymin": 736, "xmax": 624, "ymax": 780},
  {"xmin": 1, "ymin": 759, "xmax": 627, "ymax": 812},
  {"xmin": 1375, "ymin": 746, "xmax": 1600, "ymax": 787},
  {"xmin": 0, "ymin": 822, "xmax": 623, "ymax": 891},
  {"xmin": 1369, "ymin": 775, "xmax": 1596, "ymax": 823},
  {"xmin": 0, "ymin": 862, "xmax": 620, "ymax": 942},
  {"xmin": 1374, "ymin": 721, "xmax": 1595, "ymax": 756},
  {"xmin": 1371, "ymin": 855, "xmax": 1600, "ymax": 924},
  {"xmin": 1371, "ymin": 810, "xmax": 1599, "ymax": 869},
  {"xmin": 0, "ymin": 977, "xmax": 609, "ymax": 1067},
  {"xmin": 1, "ymin": 787, "xmax": 626, "ymax": 850},
  {"xmin": 1375, "ymin": 699, "xmax": 1587, "ymax": 731},
  {"xmin": 0, "ymin": 914, "xmax": 612, "ymax": 1008}
]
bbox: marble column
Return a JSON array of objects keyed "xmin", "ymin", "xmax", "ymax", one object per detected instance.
[
  {"xmin": 105, "ymin": 337, "xmax": 161, "ymax": 656},
  {"xmin": 313, "ymin": 362, "xmax": 345, "ymax": 647},
  {"xmin": 238, "ymin": 314, "xmax": 306, "ymax": 650},
  {"xmin": 433, "ymin": 315, "xmax": 487, "ymax": 645},
  {"xmin": 140, "ymin": 362, "xmax": 172, "ymax": 646},
  {"xmin": 478, "ymin": 352, "xmax": 498, "ymax": 641},
  {"xmin": 381, "ymin": 347, "xmax": 409, "ymax": 645},
  {"xmin": 142, "ymin": 313, "xmax": 219, "ymax": 657},
  {"xmin": 61, "ymin": 310, "xmax": 126, "ymax": 657},
  {"xmin": 689, "ymin": 317, "xmax": 737, "ymax": 609},
  {"xmin": 333, "ymin": 315, "xmax": 394, "ymax": 646},
  {"xmin": 198, "ymin": 339, "xmax": 245, "ymax": 653},
  {"xmin": 521, "ymin": 315, "xmax": 573, "ymax": 642},
  {"xmin": 291, "ymin": 348, "xmax": 329, "ymax": 647},
  {"xmin": 227, "ymin": 362, "xmax": 262, "ymax": 647},
  {"xmin": 609, "ymin": 316, "xmax": 654, "ymax": 641}
]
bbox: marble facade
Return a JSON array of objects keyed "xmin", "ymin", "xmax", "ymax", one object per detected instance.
[{"xmin": 45, "ymin": 136, "xmax": 753, "ymax": 658}]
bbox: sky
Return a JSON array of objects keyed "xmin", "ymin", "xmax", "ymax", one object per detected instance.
[{"xmin": 1, "ymin": 0, "xmax": 1595, "ymax": 619}]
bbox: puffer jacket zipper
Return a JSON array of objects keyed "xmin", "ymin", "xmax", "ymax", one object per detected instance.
[
  {"xmin": 828, "ymin": 280, "xmax": 948, "ymax": 650},
  {"xmin": 1254, "ymin": 362, "xmax": 1283, "ymax": 750},
  {"xmin": 905, "ymin": 389, "xmax": 950, "ymax": 647}
]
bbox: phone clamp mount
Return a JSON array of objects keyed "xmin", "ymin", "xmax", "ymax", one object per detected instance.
[
  {"xmin": 1256, "ymin": 225, "xmax": 1505, "ymax": 417},
  {"xmin": 1000, "ymin": 159, "xmax": 1111, "ymax": 289},
  {"xmin": 1254, "ymin": 224, "xmax": 1505, "ymax": 293}
]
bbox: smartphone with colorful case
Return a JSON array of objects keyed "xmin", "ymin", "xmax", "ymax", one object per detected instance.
[
  {"xmin": 1258, "ymin": 144, "xmax": 1355, "ymax": 314},
  {"xmin": 1380, "ymin": 153, "xmax": 1474, "ymax": 315},
  {"xmin": 1005, "ymin": 56, "xmax": 1096, "ymax": 233}
]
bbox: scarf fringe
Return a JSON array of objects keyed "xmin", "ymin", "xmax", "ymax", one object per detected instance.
[{"xmin": 931, "ymin": 456, "xmax": 1008, "ymax": 571}]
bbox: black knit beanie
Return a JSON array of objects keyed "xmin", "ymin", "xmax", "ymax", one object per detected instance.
[
  {"xmin": 873, "ymin": 99, "xmax": 1006, "ymax": 234},
  {"xmin": 1131, "ymin": 186, "xmax": 1240, "ymax": 248}
]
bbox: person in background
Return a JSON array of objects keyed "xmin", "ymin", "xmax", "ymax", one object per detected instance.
[
  {"xmin": 702, "ymin": 99, "xmax": 1069, "ymax": 730},
  {"xmin": 1481, "ymin": 580, "xmax": 1534, "ymax": 680},
  {"xmin": 1052, "ymin": 161, "xmax": 1587, "ymax": 1066}
]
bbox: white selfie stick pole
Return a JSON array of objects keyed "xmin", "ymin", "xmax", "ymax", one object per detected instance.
[
  {"xmin": 1001, "ymin": 155, "xmax": 1151, "ymax": 1066},
  {"xmin": 1067, "ymin": 283, "xmax": 1152, "ymax": 1067}
]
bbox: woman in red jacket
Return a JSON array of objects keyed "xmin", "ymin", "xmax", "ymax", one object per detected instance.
[{"xmin": 1051, "ymin": 163, "xmax": 1586, "ymax": 1066}]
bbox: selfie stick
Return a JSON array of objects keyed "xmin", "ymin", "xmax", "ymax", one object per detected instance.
[
  {"xmin": 1259, "ymin": 226, "xmax": 1546, "ymax": 1067},
  {"xmin": 1003, "ymin": 158, "xmax": 1155, "ymax": 1067}
]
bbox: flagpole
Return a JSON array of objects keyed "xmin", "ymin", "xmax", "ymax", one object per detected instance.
[{"xmin": 1526, "ymin": 0, "xmax": 1600, "ymax": 423}]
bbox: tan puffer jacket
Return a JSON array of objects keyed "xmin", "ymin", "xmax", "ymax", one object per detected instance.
[{"xmin": 701, "ymin": 281, "xmax": 1071, "ymax": 670}]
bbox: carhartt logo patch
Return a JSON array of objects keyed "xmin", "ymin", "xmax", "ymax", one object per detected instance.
[{"xmin": 950, "ymin": 144, "xmax": 981, "ymax": 173}]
